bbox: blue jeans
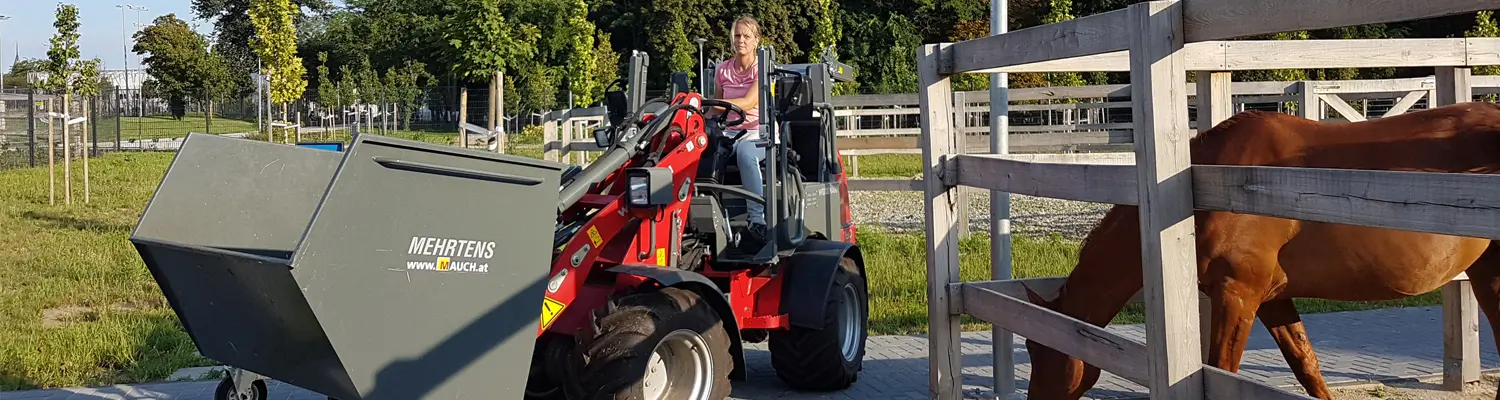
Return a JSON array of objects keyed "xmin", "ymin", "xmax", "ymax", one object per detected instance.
[{"xmin": 727, "ymin": 129, "xmax": 765, "ymax": 226}]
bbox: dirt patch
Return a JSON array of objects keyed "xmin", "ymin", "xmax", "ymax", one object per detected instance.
[
  {"xmin": 1328, "ymin": 373, "xmax": 1500, "ymax": 400},
  {"xmin": 40, "ymin": 301, "xmax": 153, "ymax": 327}
]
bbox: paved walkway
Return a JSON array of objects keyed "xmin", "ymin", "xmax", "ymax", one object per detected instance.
[{"xmin": 4, "ymin": 306, "xmax": 1496, "ymax": 400}]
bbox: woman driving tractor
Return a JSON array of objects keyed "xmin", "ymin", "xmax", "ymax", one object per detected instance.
[{"xmin": 712, "ymin": 15, "xmax": 768, "ymax": 243}]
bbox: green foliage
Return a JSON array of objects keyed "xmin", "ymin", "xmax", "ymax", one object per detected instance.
[
  {"xmin": 592, "ymin": 31, "xmax": 623, "ymax": 105},
  {"xmin": 72, "ymin": 59, "xmax": 103, "ymax": 99},
  {"xmin": 193, "ymin": 0, "xmax": 331, "ymax": 93},
  {"xmin": 337, "ymin": 65, "xmax": 358, "ymax": 105},
  {"xmin": 133, "ymin": 14, "xmax": 234, "ymax": 119},
  {"xmin": 1469, "ymin": 11, "xmax": 1500, "ymax": 76},
  {"xmin": 565, "ymin": 0, "xmax": 600, "ymax": 107},
  {"xmin": 315, "ymin": 52, "xmax": 334, "ymax": 106},
  {"xmin": 42, "ymin": 3, "xmax": 81, "ymax": 94},
  {"xmin": 354, "ymin": 56, "xmax": 384, "ymax": 102},
  {"xmin": 837, "ymin": 12, "xmax": 921, "ymax": 94},
  {"xmin": 249, "ymin": 0, "xmax": 308, "ymax": 105},
  {"xmin": 440, "ymin": 0, "xmax": 539, "ymax": 82},
  {"xmin": 388, "ymin": 60, "xmax": 434, "ymax": 129}
]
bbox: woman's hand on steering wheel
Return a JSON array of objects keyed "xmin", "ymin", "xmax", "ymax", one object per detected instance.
[{"xmin": 700, "ymin": 99, "xmax": 746, "ymax": 131}]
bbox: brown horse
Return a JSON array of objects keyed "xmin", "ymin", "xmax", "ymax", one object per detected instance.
[{"xmin": 1020, "ymin": 101, "xmax": 1500, "ymax": 400}]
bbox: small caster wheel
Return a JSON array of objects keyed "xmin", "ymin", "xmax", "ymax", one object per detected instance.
[{"xmin": 213, "ymin": 370, "xmax": 267, "ymax": 400}]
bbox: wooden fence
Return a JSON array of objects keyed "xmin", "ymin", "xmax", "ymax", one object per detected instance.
[
  {"xmin": 918, "ymin": 1, "xmax": 1500, "ymax": 399},
  {"xmin": 534, "ymin": 75, "xmax": 1500, "ymax": 182}
]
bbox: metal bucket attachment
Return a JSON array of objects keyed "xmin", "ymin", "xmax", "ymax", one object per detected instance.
[{"xmin": 132, "ymin": 133, "xmax": 564, "ymax": 400}]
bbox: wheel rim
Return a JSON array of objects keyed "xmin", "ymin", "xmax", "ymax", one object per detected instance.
[
  {"xmin": 641, "ymin": 329, "xmax": 714, "ymax": 400},
  {"xmin": 838, "ymin": 282, "xmax": 864, "ymax": 362}
]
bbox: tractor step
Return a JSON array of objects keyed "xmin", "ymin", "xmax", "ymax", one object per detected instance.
[{"xmin": 130, "ymin": 133, "xmax": 567, "ymax": 400}]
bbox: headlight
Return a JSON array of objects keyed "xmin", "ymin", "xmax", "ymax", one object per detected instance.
[
  {"xmin": 624, "ymin": 167, "xmax": 673, "ymax": 207},
  {"xmin": 629, "ymin": 176, "xmax": 650, "ymax": 206}
]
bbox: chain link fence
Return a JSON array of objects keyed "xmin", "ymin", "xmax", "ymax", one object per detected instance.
[{"xmin": 0, "ymin": 82, "xmax": 548, "ymax": 172}]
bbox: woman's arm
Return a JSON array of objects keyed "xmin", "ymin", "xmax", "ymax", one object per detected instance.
[{"xmin": 713, "ymin": 75, "xmax": 759, "ymax": 112}]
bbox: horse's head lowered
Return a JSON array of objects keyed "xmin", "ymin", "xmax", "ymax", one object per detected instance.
[{"xmin": 1021, "ymin": 284, "xmax": 1100, "ymax": 400}]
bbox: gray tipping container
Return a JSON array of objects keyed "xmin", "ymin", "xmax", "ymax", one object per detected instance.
[{"xmin": 131, "ymin": 133, "xmax": 564, "ymax": 400}]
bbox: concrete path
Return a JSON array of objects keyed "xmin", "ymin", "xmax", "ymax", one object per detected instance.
[{"xmin": 3, "ymin": 306, "xmax": 1496, "ymax": 400}]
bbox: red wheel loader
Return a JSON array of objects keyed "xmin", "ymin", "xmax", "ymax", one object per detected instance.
[{"xmin": 129, "ymin": 45, "xmax": 869, "ymax": 400}]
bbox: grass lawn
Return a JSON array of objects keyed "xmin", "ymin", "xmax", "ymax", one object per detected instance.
[
  {"xmin": 0, "ymin": 151, "xmax": 210, "ymax": 391},
  {"xmin": 0, "ymin": 145, "xmax": 1445, "ymax": 391},
  {"xmin": 95, "ymin": 114, "xmax": 260, "ymax": 141}
]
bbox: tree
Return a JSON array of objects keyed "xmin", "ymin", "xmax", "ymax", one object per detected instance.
[
  {"xmin": 564, "ymin": 0, "xmax": 599, "ymax": 107},
  {"xmin": 42, "ymin": 4, "xmax": 80, "ymax": 95},
  {"xmin": 250, "ymin": 0, "xmax": 309, "ymax": 125},
  {"xmin": 193, "ymin": 0, "xmax": 331, "ymax": 93},
  {"xmin": 133, "ymin": 14, "xmax": 224, "ymax": 119},
  {"xmin": 440, "ymin": 0, "xmax": 538, "ymax": 83},
  {"xmin": 389, "ymin": 59, "xmax": 434, "ymax": 130},
  {"xmin": 591, "ymin": 31, "xmax": 622, "ymax": 105},
  {"xmin": 315, "ymin": 52, "xmax": 334, "ymax": 108}
]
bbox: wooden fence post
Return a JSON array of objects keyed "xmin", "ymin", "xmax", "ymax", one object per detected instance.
[
  {"xmin": 1435, "ymin": 65, "xmax": 1479, "ymax": 391},
  {"xmin": 543, "ymin": 114, "xmax": 559, "ymax": 162},
  {"xmin": 459, "ymin": 88, "xmax": 469, "ymax": 148},
  {"xmin": 1297, "ymin": 81, "xmax": 1321, "ymax": 120},
  {"xmin": 1128, "ymin": 2, "xmax": 1203, "ymax": 399},
  {"xmin": 1195, "ymin": 71, "xmax": 1233, "ymax": 130},
  {"xmin": 953, "ymin": 91, "xmax": 970, "ymax": 238},
  {"xmin": 919, "ymin": 42, "xmax": 963, "ymax": 400}
]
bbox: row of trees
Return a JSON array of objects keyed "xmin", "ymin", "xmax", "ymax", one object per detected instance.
[{"xmin": 11, "ymin": 0, "xmax": 1497, "ymax": 121}]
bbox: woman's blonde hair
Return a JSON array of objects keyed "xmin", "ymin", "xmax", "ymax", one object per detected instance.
[{"xmin": 732, "ymin": 15, "xmax": 761, "ymax": 39}]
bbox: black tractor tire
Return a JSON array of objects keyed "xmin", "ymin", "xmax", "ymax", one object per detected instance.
[
  {"xmin": 768, "ymin": 257, "xmax": 868, "ymax": 391},
  {"xmin": 565, "ymin": 287, "xmax": 734, "ymax": 400}
]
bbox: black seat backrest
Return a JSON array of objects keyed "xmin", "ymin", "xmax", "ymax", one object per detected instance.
[{"xmin": 787, "ymin": 120, "xmax": 826, "ymax": 182}]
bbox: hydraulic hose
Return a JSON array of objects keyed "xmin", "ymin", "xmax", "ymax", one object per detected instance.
[{"xmin": 555, "ymin": 102, "xmax": 701, "ymax": 214}]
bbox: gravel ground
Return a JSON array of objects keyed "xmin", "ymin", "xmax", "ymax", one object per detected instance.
[
  {"xmin": 848, "ymin": 185, "xmax": 1114, "ymax": 240},
  {"xmin": 1327, "ymin": 373, "xmax": 1500, "ymax": 400}
]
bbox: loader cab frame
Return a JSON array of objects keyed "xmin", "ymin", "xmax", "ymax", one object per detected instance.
[{"xmin": 689, "ymin": 46, "xmax": 858, "ymax": 266}]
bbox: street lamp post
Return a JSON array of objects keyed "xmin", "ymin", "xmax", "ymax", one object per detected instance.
[
  {"xmin": 695, "ymin": 38, "xmax": 707, "ymax": 94},
  {"xmin": 117, "ymin": 4, "xmax": 147, "ymax": 142},
  {"xmin": 0, "ymin": 15, "xmax": 10, "ymax": 94}
]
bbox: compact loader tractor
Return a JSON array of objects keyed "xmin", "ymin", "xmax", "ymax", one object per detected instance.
[{"xmin": 129, "ymin": 46, "xmax": 869, "ymax": 400}]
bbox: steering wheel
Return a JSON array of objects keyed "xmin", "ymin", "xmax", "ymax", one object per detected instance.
[{"xmin": 699, "ymin": 99, "xmax": 747, "ymax": 137}]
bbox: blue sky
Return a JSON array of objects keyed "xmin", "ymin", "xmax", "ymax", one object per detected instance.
[{"xmin": 1, "ymin": 0, "xmax": 217, "ymax": 74}]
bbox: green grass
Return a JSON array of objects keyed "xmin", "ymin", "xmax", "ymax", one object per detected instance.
[
  {"xmin": 844, "ymin": 154, "xmax": 921, "ymax": 178},
  {"xmin": 0, "ymin": 145, "xmax": 1446, "ymax": 390},
  {"xmin": 0, "ymin": 151, "xmax": 211, "ymax": 391}
]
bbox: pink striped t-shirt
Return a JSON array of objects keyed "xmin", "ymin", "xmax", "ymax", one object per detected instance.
[{"xmin": 715, "ymin": 58, "xmax": 760, "ymax": 132}]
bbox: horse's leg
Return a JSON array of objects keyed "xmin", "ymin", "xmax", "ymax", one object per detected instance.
[
  {"xmin": 1257, "ymin": 299, "xmax": 1332, "ymax": 399},
  {"xmin": 1202, "ymin": 264, "xmax": 1266, "ymax": 373},
  {"xmin": 1197, "ymin": 214, "xmax": 1295, "ymax": 377},
  {"xmin": 1459, "ymin": 243, "xmax": 1500, "ymax": 400}
]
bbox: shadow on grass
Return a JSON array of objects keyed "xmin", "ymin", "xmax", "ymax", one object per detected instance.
[{"xmin": 19, "ymin": 211, "xmax": 135, "ymax": 233}]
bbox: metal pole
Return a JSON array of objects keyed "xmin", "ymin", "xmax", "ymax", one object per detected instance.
[
  {"xmin": 256, "ymin": 59, "xmax": 262, "ymax": 135},
  {"xmin": 133, "ymin": 8, "xmax": 146, "ymax": 141},
  {"xmin": 988, "ymin": 0, "xmax": 1015, "ymax": 398},
  {"xmin": 27, "ymin": 88, "xmax": 35, "ymax": 167},
  {"xmin": 695, "ymin": 38, "xmax": 707, "ymax": 93},
  {"xmin": 0, "ymin": 15, "xmax": 10, "ymax": 94}
]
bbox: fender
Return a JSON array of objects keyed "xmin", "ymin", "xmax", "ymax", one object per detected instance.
[
  {"xmin": 780, "ymin": 239, "xmax": 866, "ymax": 329},
  {"xmin": 605, "ymin": 265, "xmax": 749, "ymax": 381}
]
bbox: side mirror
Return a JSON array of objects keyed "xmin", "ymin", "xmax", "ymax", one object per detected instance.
[{"xmin": 594, "ymin": 127, "xmax": 614, "ymax": 148}]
